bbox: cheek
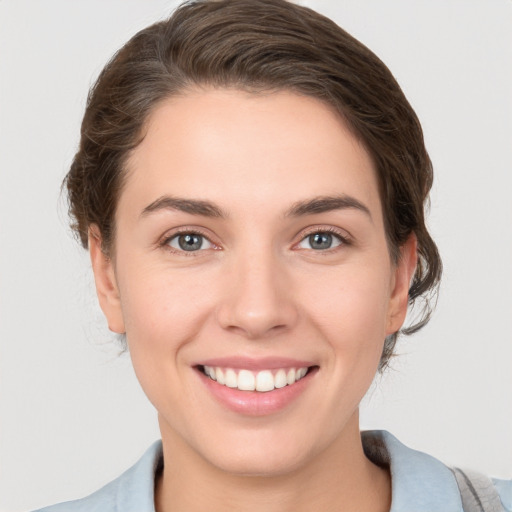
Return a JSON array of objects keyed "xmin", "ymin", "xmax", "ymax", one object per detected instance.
[
  {"xmin": 305, "ymin": 265, "xmax": 391, "ymax": 340},
  {"xmin": 116, "ymin": 263, "xmax": 220, "ymax": 406},
  {"xmin": 298, "ymin": 261, "xmax": 392, "ymax": 385},
  {"xmin": 120, "ymin": 267, "xmax": 217, "ymax": 343}
]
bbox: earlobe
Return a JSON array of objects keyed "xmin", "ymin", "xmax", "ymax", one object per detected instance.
[
  {"xmin": 88, "ymin": 226, "xmax": 125, "ymax": 334},
  {"xmin": 386, "ymin": 234, "xmax": 418, "ymax": 335}
]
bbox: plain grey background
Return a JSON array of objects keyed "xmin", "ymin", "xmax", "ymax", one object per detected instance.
[{"xmin": 1, "ymin": 1, "xmax": 511, "ymax": 511}]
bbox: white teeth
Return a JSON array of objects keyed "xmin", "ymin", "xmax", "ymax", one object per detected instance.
[
  {"xmin": 256, "ymin": 370, "xmax": 274, "ymax": 392},
  {"xmin": 202, "ymin": 365, "xmax": 310, "ymax": 392},
  {"xmin": 297, "ymin": 367, "xmax": 307, "ymax": 379},
  {"xmin": 215, "ymin": 367, "xmax": 225, "ymax": 385},
  {"xmin": 238, "ymin": 370, "xmax": 255, "ymax": 391},
  {"xmin": 274, "ymin": 369, "xmax": 288, "ymax": 389},
  {"xmin": 286, "ymin": 368, "xmax": 296, "ymax": 385},
  {"xmin": 225, "ymin": 369, "xmax": 237, "ymax": 388}
]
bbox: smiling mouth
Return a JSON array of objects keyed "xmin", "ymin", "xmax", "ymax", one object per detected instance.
[{"xmin": 198, "ymin": 365, "xmax": 315, "ymax": 392}]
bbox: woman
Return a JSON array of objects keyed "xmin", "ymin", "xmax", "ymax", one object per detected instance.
[{"xmin": 30, "ymin": 0, "xmax": 510, "ymax": 511}]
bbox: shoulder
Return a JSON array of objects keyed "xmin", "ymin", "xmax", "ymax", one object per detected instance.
[
  {"xmin": 492, "ymin": 478, "xmax": 512, "ymax": 512},
  {"xmin": 32, "ymin": 440, "xmax": 163, "ymax": 512},
  {"xmin": 362, "ymin": 430, "xmax": 511, "ymax": 512}
]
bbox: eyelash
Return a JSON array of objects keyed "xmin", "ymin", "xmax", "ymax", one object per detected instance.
[
  {"xmin": 159, "ymin": 226, "xmax": 351, "ymax": 256},
  {"xmin": 296, "ymin": 227, "xmax": 351, "ymax": 252},
  {"xmin": 159, "ymin": 228, "xmax": 218, "ymax": 256}
]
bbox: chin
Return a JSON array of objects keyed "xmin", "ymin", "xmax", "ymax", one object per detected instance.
[
  {"xmin": 192, "ymin": 423, "xmax": 328, "ymax": 478},
  {"xmin": 209, "ymin": 444, "xmax": 311, "ymax": 478}
]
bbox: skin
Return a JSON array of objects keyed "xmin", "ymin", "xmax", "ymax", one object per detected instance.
[{"xmin": 89, "ymin": 89, "xmax": 417, "ymax": 512}]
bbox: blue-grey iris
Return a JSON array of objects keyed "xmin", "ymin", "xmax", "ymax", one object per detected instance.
[
  {"xmin": 309, "ymin": 232, "xmax": 333, "ymax": 250},
  {"xmin": 178, "ymin": 234, "xmax": 203, "ymax": 251}
]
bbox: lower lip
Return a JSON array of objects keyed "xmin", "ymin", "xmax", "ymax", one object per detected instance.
[{"xmin": 197, "ymin": 368, "xmax": 317, "ymax": 416}]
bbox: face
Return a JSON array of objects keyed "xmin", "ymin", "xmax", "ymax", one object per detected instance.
[{"xmin": 90, "ymin": 89, "xmax": 416, "ymax": 476}]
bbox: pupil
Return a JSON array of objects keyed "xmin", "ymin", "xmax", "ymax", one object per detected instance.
[
  {"xmin": 178, "ymin": 234, "xmax": 202, "ymax": 251},
  {"xmin": 310, "ymin": 233, "xmax": 332, "ymax": 250}
]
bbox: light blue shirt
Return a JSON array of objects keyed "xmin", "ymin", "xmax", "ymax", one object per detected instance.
[{"xmin": 33, "ymin": 431, "xmax": 511, "ymax": 512}]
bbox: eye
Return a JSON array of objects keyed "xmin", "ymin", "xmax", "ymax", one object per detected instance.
[
  {"xmin": 167, "ymin": 232, "xmax": 214, "ymax": 252},
  {"xmin": 297, "ymin": 231, "xmax": 345, "ymax": 251}
]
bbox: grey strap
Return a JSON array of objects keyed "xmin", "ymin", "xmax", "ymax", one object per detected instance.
[{"xmin": 451, "ymin": 467, "xmax": 505, "ymax": 512}]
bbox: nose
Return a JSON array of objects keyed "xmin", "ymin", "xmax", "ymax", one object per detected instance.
[{"xmin": 216, "ymin": 249, "xmax": 298, "ymax": 340}]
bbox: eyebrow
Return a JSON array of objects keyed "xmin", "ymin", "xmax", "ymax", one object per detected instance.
[
  {"xmin": 285, "ymin": 195, "xmax": 372, "ymax": 219},
  {"xmin": 140, "ymin": 194, "xmax": 371, "ymax": 221},
  {"xmin": 140, "ymin": 196, "xmax": 227, "ymax": 219}
]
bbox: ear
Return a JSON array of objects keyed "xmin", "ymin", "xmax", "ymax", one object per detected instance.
[
  {"xmin": 386, "ymin": 234, "xmax": 418, "ymax": 336},
  {"xmin": 88, "ymin": 226, "xmax": 125, "ymax": 334}
]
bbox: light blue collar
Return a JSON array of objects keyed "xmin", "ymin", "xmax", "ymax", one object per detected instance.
[
  {"xmin": 69, "ymin": 431, "xmax": 465, "ymax": 512},
  {"xmin": 363, "ymin": 430, "xmax": 463, "ymax": 511},
  {"xmin": 115, "ymin": 440, "xmax": 162, "ymax": 512}
]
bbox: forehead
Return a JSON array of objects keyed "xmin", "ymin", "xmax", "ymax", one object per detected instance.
[{"xmin": 122, "ymin": 88, "xmax": 381, "ymax": 220}]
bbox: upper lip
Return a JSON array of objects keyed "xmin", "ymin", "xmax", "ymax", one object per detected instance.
[{"xmin": 194, "ymin": 356, "xmax": 316, "ymax": 371}]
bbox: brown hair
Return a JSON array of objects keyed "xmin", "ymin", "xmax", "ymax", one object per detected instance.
[{"xmin": 66, "ymin": 0, "xmax": 441, "ymax": 369}]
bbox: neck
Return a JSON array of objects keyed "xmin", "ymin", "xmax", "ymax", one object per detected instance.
[{"xmin": 155, "ymin": 413, "xmax": 391, "ymax": 512}]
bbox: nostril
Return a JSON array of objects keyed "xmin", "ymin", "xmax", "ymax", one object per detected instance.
[{"xmin": 215, "ymin": 269, "xmax": 299, "ymax": 339}]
